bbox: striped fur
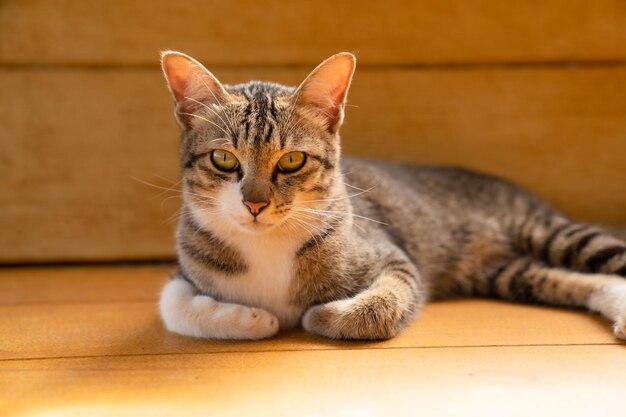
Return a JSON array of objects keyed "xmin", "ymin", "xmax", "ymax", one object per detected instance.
[{"xmin": 159, "ymin": 51, "xmax": 626, "ymax": 341}]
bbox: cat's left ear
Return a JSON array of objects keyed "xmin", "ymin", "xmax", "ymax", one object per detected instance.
[
  {"xmin": 293, "ymin": 52, "xmax": 356, "ymax": 134},
  {"xmin": 161, "ymin": 51, "xmax": 230, "ymax": 129}
]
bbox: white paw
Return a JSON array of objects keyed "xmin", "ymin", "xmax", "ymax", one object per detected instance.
[
  {"xmin": 613, "ymin": 316, "xmax": 626, "ymax": 340},
  {"xmin": 231, "ymin": 305, "xmax": 280, "ymax": 340},
  {"xmin": 160, "ymin": 278, "xmax": 279, "ymax": 340}
]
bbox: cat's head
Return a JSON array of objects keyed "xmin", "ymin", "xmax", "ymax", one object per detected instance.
[{"xmin": 162, "ymin": 51, "xmax": 355, "ymax": 235}]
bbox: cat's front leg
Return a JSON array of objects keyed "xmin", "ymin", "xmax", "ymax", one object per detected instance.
[
  {"xmin": 159, "ymin": 277, "xmax": 279, "ymax": 340},
  {"xmin": 302, "ymin": 261, "xmax": 425, "ymax": 340}
]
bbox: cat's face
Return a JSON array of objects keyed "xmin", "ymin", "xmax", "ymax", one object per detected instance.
[
  {"xmin": 179, "ymin": 86, "xmax": 339, "ymax": 234},
  {"xmin": 162, "ymin": 52, "xmax": 355, "ymax": 235}
]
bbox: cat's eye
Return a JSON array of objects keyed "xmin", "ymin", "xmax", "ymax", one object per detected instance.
[
  {"xmin": 211, "ymin": 149, "xmax": 239, "ymax": 172},
  {"xmin": 277, "ymin": 151, "xmax": 306, "ymax": 173}
]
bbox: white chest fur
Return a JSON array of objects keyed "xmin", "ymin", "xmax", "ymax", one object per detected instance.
[
  {"xmin": 214, "ymin": 233, "xmax": 304, "ymax": 328},
  {"xmin": 189, "ymin": 205, "xmax": 306, "ymax": 329}
]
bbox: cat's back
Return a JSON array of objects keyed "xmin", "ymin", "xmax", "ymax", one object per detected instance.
[
  {"xmin": 340, "ymin": 156, "xmax": 553, "ymax": 280},
  {"xmin": 341, "ymin": 155, "xmax": 543, "ymax": 213},
  {"xmin": 342, "ymin": 155, "xmax": 509, "ymax": 192}
]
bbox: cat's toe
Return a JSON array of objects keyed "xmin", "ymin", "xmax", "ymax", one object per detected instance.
[
  {"xmin": 302, "ymin": 300, "xmax": 357, "ymax": 339},
  {"xmin": 239, "ymin": 307, "xmax": 280, "ymax": 339},
  {"xmin": 302, "ymin": 304, "xmax": 337, "ymax": 337}
]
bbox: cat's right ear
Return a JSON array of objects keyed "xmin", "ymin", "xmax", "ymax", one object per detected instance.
[{"xmin": 161, "ymin": 51, "xmax": 229, "ymax": 129}]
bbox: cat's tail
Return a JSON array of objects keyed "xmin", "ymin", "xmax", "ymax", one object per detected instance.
[{"xmin": 514, "ymin": 214, "xmax": 626, "ymax": 277}]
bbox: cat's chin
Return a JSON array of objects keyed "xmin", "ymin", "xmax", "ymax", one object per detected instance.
[{"xmin": 237, "ymin": 220, "xmax": 276, "ymax": 234}]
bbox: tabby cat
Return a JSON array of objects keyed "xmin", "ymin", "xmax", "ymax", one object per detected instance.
[{"xmin": 159, "ymin": 51, "xmax": 626, "ymax": 340}]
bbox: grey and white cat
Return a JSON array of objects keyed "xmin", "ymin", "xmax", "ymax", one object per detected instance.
[{"xmin": 159, "ymin": 51, "xmax": 626, "ymax": 340}]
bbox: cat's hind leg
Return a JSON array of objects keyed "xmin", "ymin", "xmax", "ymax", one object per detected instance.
[
  {"xmin": 302, "ymin": 260, "xmax": 425, "ymax": 340},
  {"xmin": 479, "ymin": 256, "xmax": 626, "ymax": 339},
  {"xmin": 159, "ymin": 276, "xmax": 279, "ymax": 340}
]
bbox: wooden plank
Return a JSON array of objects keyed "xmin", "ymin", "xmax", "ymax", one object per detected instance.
[
  {"xmin": 2, "ymin": 345, "xmax": 625, "ymax": 417},
  {"xmin": 1, "ymin": 265, "xmax": 623, "ymax": 416},
  {"xmin": 0, "ymin": 266, "xmax": 616, "ymax": 361},
  {"xmin": 0, "ymin": 69, "xmax": 183, "ymax": 262},
  {"xmin": 0, "ymin": 265, "xmax": 175, "ymax": 305},
  {"xmin": 2, "ymin": 66, "xmax": 626, "ymax": 262},
  {"xmin": 344, "ymin": 67, "xmax": 626, "ymax": 226},
  {"xmin": 0, "ymin": 297, "xmax": 617, "ymax": 360},
  {"xmin": 2, "ymin": 0, "xmax": 626, "ymax": 65}
]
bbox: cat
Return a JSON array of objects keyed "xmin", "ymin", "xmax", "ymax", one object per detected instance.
[{"xmin": 158, "ymin": 51, "xmax": 626, "ymax": 340}]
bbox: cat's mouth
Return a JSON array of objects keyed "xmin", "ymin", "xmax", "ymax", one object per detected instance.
[{"xmin": 239, "ymin": 218, "xmax": 275, "ymax": 233}]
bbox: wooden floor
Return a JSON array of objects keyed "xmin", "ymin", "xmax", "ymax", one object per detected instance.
[{"xmin": 1, "ymin": 265, "xmax": 625, "ymax": 417}]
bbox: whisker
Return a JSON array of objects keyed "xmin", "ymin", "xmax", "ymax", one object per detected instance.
[
  {"xmin": 193, "ymin": 73, "xmax": 238, "ymax": 134},
  {"xmin": 294, "ymin": 186, "xmax": 376, "ymax": 204},
  {"xmin": 131, "ymin": 176, "xmax": 182, "ymax": 196},
  {"xmin": 341, "ymin": 180, "xmax": 375, "ymax": 193},
  {"xmin": 160, "ymin": 194, "xmax": 182, "ymax": 211},
  {"xmin": 281, "ymin": 87, "xmax": 308, "ymax": 143},
  {"xmin": 293, "ymin": 208, "xmax": 367, "ymax": 234},
  {"xmin": 136, "ymin": 177, "xmax": 219, "ymax": 203},
  {"xmin": 184, "ymin": 96, "xmax": 233, "ymax": 136},
  {"xmin": 185, "ymin": 194, "xmax": 220, "ymax": 205},
  {"xmin": 153, "ymin": 174, "xmax": 182, "ymax": 188},
  {"xmin": 289, "ymin": 210, "xmax": 346, "ymax": 246},
  {"xmin": 165, "ymin": 208, "xmax": 183, "ymax": 225},
  {"xmin": 296, "ymin": 215, "xmax": 345, "ymax": 247},
  {"xmin": 180, "ymin": 112, "xmax": 230, "ymax": 137},
  {"xmin": 290, "ymin": 211, "xmax": 335, "ymax": 227},
  {"xmin": 208, "ymin": 137, "xmax": 230, "ymax": 146},
  {"xmin": 289, "ymin": 216, "xmax": 323, "ymax": 249},
  {"xmin": 295, "ymin": 207, "xmax": 388, "ymax": 226},
  {"xmin": 131, "ymin": 177, "xmax": 215, "ymax": 219}
]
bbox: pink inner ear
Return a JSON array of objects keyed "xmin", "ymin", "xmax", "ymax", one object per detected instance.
[
  {"xmin": 162, "ymin": 52, "xmax": 231, "ymax": 129},
  {"xmin": 329, "ymin": 84, "xmax": 348, "ymax": 106},
  {"xmin": 163, "ymin": 56, "xmax": 195, "ymax": 103},
  {"xmin": 168, "ymin": 72, "xmax": 189, "ymax": 102},
  {"xmin": 297, "ymin": 54, "xmax": 355, "ymax": 120}
]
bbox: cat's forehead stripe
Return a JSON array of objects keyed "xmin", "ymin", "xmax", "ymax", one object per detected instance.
[{"xmin": 224, "ymin": 81, "xmax": 296, "ymax": 147}]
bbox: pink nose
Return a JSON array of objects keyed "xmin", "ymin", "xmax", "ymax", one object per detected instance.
[{"xmin": 243, "ymin": 200, "xmax": 269, "ymax": 215}]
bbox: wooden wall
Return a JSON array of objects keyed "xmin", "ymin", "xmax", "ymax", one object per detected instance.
[{"xmin": 2, "ymin": 0, "xmax": 626, "ymax": 263}]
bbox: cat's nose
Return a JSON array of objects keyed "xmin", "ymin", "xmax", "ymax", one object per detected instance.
[{"xmin": 243, "ymin": 200, "xmax": 269, "ymax": 216}]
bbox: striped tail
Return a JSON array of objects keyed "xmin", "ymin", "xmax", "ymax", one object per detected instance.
[{"xmin": 515, "ymin": 214, "xmax": 626, "ymax": 277}]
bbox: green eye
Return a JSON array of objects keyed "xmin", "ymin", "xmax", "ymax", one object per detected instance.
[
  {"xmin": 277, "ymin": 151, "xmax": 306, "ymax": 173},
  {"xmin": 211, "ymin": 149, "xmax": 239, "ymax": 172}
]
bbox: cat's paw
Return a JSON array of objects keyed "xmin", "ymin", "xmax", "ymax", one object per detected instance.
[
  {"xmin": 302, "ymin": 298, "xmax": 400, "ymax": 340},
  {"xmin": 301, "ymin": 302, "xmax": 340, "ymax": 338},
  {"xmin": 160, "ymin": 278, "xmax": 279, "ymax": 340},
  {"xmin": 231, "ymin": 304, "xmax": 280, "ymax": 340},
  {"xmin": 613, "ymin": 316, "xmax": 626, "ymax": 340},
  {"xmin": 242, "ymin": 307, "xmax": 279, "ymax": 339}
]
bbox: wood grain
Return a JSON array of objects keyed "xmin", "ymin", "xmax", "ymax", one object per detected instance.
[
  {"xmin": 1, "ymin": 299, "xmax": 618, "ymax": 362},
  {"xmin": 2, "ymin": 66, "xmax": 626, "ymax": 262},
  {"xmin": 0, "ymin": 265, "xmax": 619, "ymax": 360},
  {"xmin": 3, "ymin": 0, "xmax": 626, "ymax": 66},
  {"xmin": 0, "ymin": 265, "xmax": 175, "ymax": 305},
  {"xmin": 1, "ymin": 266, "xmax": 625, "ymax": 416},
  {"xmin": 2, "ymin": 345, "xmax": 626, "ymax": 417}
]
